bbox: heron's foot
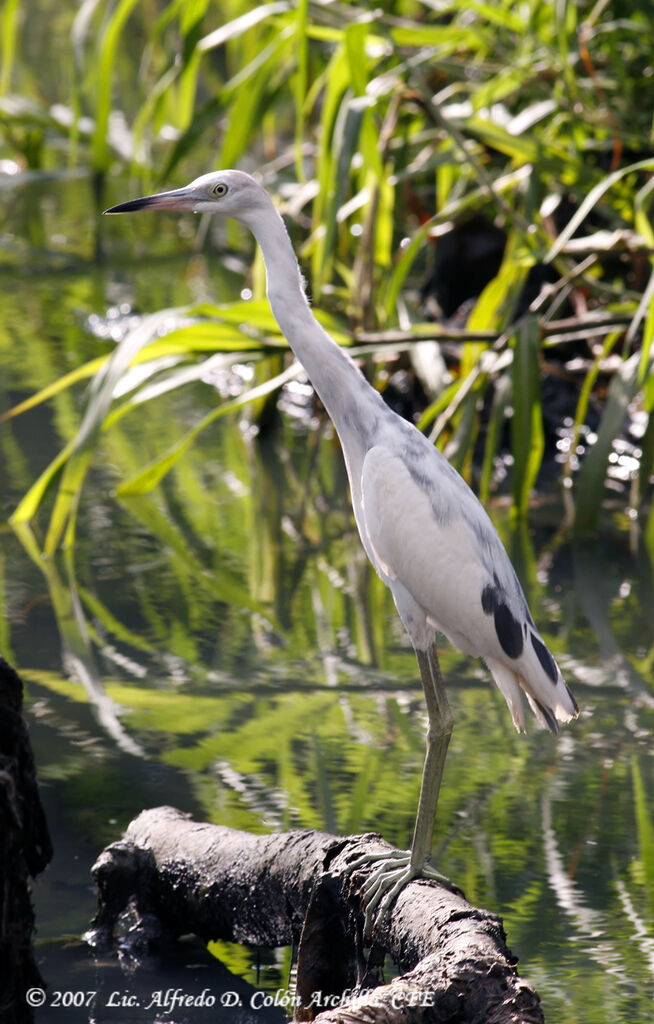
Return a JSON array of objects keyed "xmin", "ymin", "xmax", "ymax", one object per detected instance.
[{"xmin": 346, "ymin": 849, "xmax": 459, "ymax": 939}]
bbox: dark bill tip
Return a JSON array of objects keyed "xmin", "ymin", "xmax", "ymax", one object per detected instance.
[{"xmin": 103, "ymin": 196, "xmax": 158, "ymax": 215}]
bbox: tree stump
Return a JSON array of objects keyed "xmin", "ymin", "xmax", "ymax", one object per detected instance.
[
  {"xmin": 0, "ymin": 656, "xmax": 53, "ymax": 1021},
  {"xmin": 88, "ymin": 806, "xmax": 544, "ymax": 1023}
]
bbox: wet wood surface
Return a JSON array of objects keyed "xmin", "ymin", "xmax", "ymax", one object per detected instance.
[{"xmin": 90, "ymin": 806, "xmax": 545, "ymax": 1023}]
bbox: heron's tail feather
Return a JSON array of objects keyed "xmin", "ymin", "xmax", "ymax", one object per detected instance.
[
  {"xmin": 518, "ymin": 626, "xmax": 579, "ymax": 730},
  {"xmin": 486, "ymin": 642, "xmax": 578, "ymax": 736},
  {"xmin": 485, "ymin": 656, "xmax": 526, "ymax": 732}
]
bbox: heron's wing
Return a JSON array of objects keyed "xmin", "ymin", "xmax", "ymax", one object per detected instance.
[
  {"xmin": 360, "ymin": 444, "xmax": 578, "ymax": 731},
  {"xmin": 361, "ymin": 445, "xmax": 500, "ymax": 652}
]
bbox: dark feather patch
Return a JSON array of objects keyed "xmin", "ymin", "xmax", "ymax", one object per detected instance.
[
  {"xmin": 566, "ymin": 684, "xmax": 579, "ymax": 716},
  {"xmin": 494, "ymin": 603, "xmax": 523, "ymax": 659},
  {"xmin": 531, "ymin": 633, "xmax": 558, "ymax": 683},
  {"xmin": 481, "ymin": 584, "xmax": 497, "ymax": 614},
  {"xmin": 533, "ymin": 698, "xmax": 559, "ymax": 735}
]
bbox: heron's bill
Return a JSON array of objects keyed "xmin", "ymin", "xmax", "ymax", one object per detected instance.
[{"xmin": 104, "ymin": 188, "xmax": 195, "ymax": 214}]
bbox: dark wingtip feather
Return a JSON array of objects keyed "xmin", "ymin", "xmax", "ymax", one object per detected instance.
[
  {"xmin": 530, "ymin": 631, "xmax": 558, "ymax": 684},
  {"xmin": 533, "ymin": 697, "xmax": 560, "ymax": 735},
  {"xmin": 566, "ymin": 684, "xmax": 580, "ymax": 718}
]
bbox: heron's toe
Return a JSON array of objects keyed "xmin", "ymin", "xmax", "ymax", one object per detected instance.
[{"xmin": 345, "ymin": 849, "xmax": 459, "ymax": 939}]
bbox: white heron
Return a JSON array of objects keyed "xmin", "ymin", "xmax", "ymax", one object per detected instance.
[{"xmin": 105, "ymin": 170, "xmax": 579, "ymax": 928}]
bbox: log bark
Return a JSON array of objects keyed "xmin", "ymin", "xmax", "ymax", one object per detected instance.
[
  {"xmin": 0, "ymin": 656, "xmax": 53, "ymax": 1020},
  {"xmin": 89, "ymin": 806, "xmax": 544, "ymax": 1024}
]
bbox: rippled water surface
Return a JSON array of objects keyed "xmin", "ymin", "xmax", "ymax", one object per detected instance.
[{"xmin": 1, "ymin": 175, "xmax": 653, "ymax": 1023}]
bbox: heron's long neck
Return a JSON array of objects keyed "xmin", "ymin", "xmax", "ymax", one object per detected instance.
[{"xmin": 245, "ymin": 202, "xmax": 384, "ymax": 439}]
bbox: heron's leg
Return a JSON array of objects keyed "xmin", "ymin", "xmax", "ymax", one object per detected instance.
[
  {"xmin": 409, "ymin": 643, "xmax": 453, "ymax": 869},
  {"xmin": 346, "ymin": 643, "xmax": 456, "ymax": 935}
]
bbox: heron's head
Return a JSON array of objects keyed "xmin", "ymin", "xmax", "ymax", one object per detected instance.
[{"xmin": 104, "ymin": 170, "xmax": 270, "ymax": 223}]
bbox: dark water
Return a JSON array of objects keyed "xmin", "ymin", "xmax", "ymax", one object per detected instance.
[{"xmin": 1, "ymin": 173, "xmax": 653, "ymax": 1023}]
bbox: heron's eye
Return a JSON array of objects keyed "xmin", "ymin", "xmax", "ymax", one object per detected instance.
[{"xmin": 212, "ymin": 182, "xmax": 228, "ymax": 197}]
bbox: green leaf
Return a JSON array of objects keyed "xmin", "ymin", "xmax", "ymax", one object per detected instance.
[
  {"xmin": 218, "ymin": 34, "xmax": 291, "ymax": 170},
  {"xmin": 575, "ymin": 350, "xmax": 646, "ymax": 532},
  {"xmin": 480, "ymin": 370, "xmax": 512, "ymax": 503},
  {"xmin": 92, "ymin": 0, "xmax": 141, "ymax": 171},
  {"xmin": 0, "ymin": 0, "xmax": 20, "ymax": 95},
  {"xmin": 466, "ymin": 250, "xmax": 528, "ymax": 338},
  {"xmin": 390, "ymin": 25, "xmax": 480, "ymax": 50},
  {"xmin": 37, "ymin": 311, "xmax": 176, "ymax": 550},
  {"xmin": 383, "ymin": 221, "xmax": 434, "ymax": 322},
  {"xmin": 545, "ymin": 158, "xmax": 654, "ymax": 263},
  {"xmin": 294, "ymin": 0, "xmax": 308, "ymax": 182},
  {"xmin": 161, "ymin": 94, "xmax": 224, "ymax": 180},
  {"xmin": 416, "ymin": 377, "xmax": 463, "ymax": 434},
  {"xmin": 465, "ymin": 116, "xmax": 540, "ymax": 164},
  {"xmin": 9, "ymin": 442, "xmax": 73, "ymax": 526},
  {"xmin": 310, "ymin": 42, "xmax": 349, "ymax": 288},
  {"xmin": 562, "ymin": 329, "xmax": 622, "ymax": 491},
  {"xmin": 511, "ymin": 317, "xmax": 544, "ymax": 518},
  {"xmin": 632, "ymin": 757, "xmax": 654, "ymax": 917},
  {"xmin": 0, "ymin": 355, "xmax": 110, "ymax": 422},
  {"xmin": 44, "ymin": 448, "xmax": 93, "ymax": 554},
  {"xmin": 631, "ymin": 268, "xmax": 654, "ymax": 383},
  {"xmin": 446, "ymin": 384, "xmax": 483, "ymax": 474},
  {"xmin": 197, "ymin": 1, "xmax": 290, "ymax": 51},
  {"xmin": 315, "ymin": 93, "xmax": 368, "ymax": 293}
]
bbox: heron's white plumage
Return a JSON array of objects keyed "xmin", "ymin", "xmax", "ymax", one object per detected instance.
[
  {"xmin": 359, "ymin": 442, "xmax": 577, "ymax": 732},
  {"xmin": 361, "ymin": 445, "xmax": 489, "ymax": 651}
]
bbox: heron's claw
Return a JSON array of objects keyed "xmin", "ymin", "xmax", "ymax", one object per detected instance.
[{"xmin": 346, "ymin": 850, "xmax": 460, "ymax": 939}]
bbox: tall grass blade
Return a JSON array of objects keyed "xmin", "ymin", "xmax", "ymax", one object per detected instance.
[
  {"xmin": 92, "ymin": 0, "xmax": 141, "ymax": 171},
  {"xmin": 46, "ymin": 450, "xmax": 92, "ymax": 554},
  {"xmin": 0, "ymin": 0, "xmax": 19, "ymax": 95},
  {"xmin": 511, "ymin": 317, "xmax": 544, "ymax": 518},
  {"xmin": 218, "ymin": 34, "xmax": 291, "ymax": 171},
  {"xmin": 294, "ymin": 0, "xmax": 308, "ymax": 182},
  {"xmin": 310, "ymin": 41, "xmax": 349, "ymax": 287},
  {"xmin": 71, "ymin": 0, "xmax": 102, "ymax": 70},
  {"xmin": 545, "ymin": 158, "xmax": 654, "ymax": 263},
  {"xmin": 69, "ymin": 0, "xmax": 103, "ymax": 167},
  {"xmin": 574, "ymin": 351, "xmax": 645, "ymax": 532},
  {"xmin": 9, "ymin": 443, "xmax": 74, "ymax": 526},
  {"xmin": 38, "ymin": 312, "xmax": 177, "ymax": 550},
  {"xmin": 174, "ymin": 0, "xmax": 211, "ymax": 134},
  {"xmin": 562, "ymin": 330, "xmax": 622, "ymax": 492},
  {"xmin": 197, "ymin": 1, "xmax": 290, "ymax": 51},
  {"xmin": 632, "ymin": 757, "xmax": 654, "ymax": 918},
  {"xmin": 630, "ymin": 268, "xmax": 654, "ymax": 381},
  {"xmin": 0, "ymin": 356, "xmax": 110, "ymax": 422},
  {"xmin": 161, "ymin": 95, "xmax": 224, "ymax": 180},
  {"xmin": 480, "ymin": 370, "xmax": 511, "ymax": 503},
  {"xmin": 383, "ymin": 220, "xmax": 434, "ymax": 322}
]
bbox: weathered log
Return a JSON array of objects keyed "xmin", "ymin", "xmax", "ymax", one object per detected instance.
[
  {"xmin": 89, "ymin": 806, "xmax": 544, "ymax": 1024},
  {"xmin": 0, "ymin": 656, "xmax": 53, "ymax": 1020}
]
